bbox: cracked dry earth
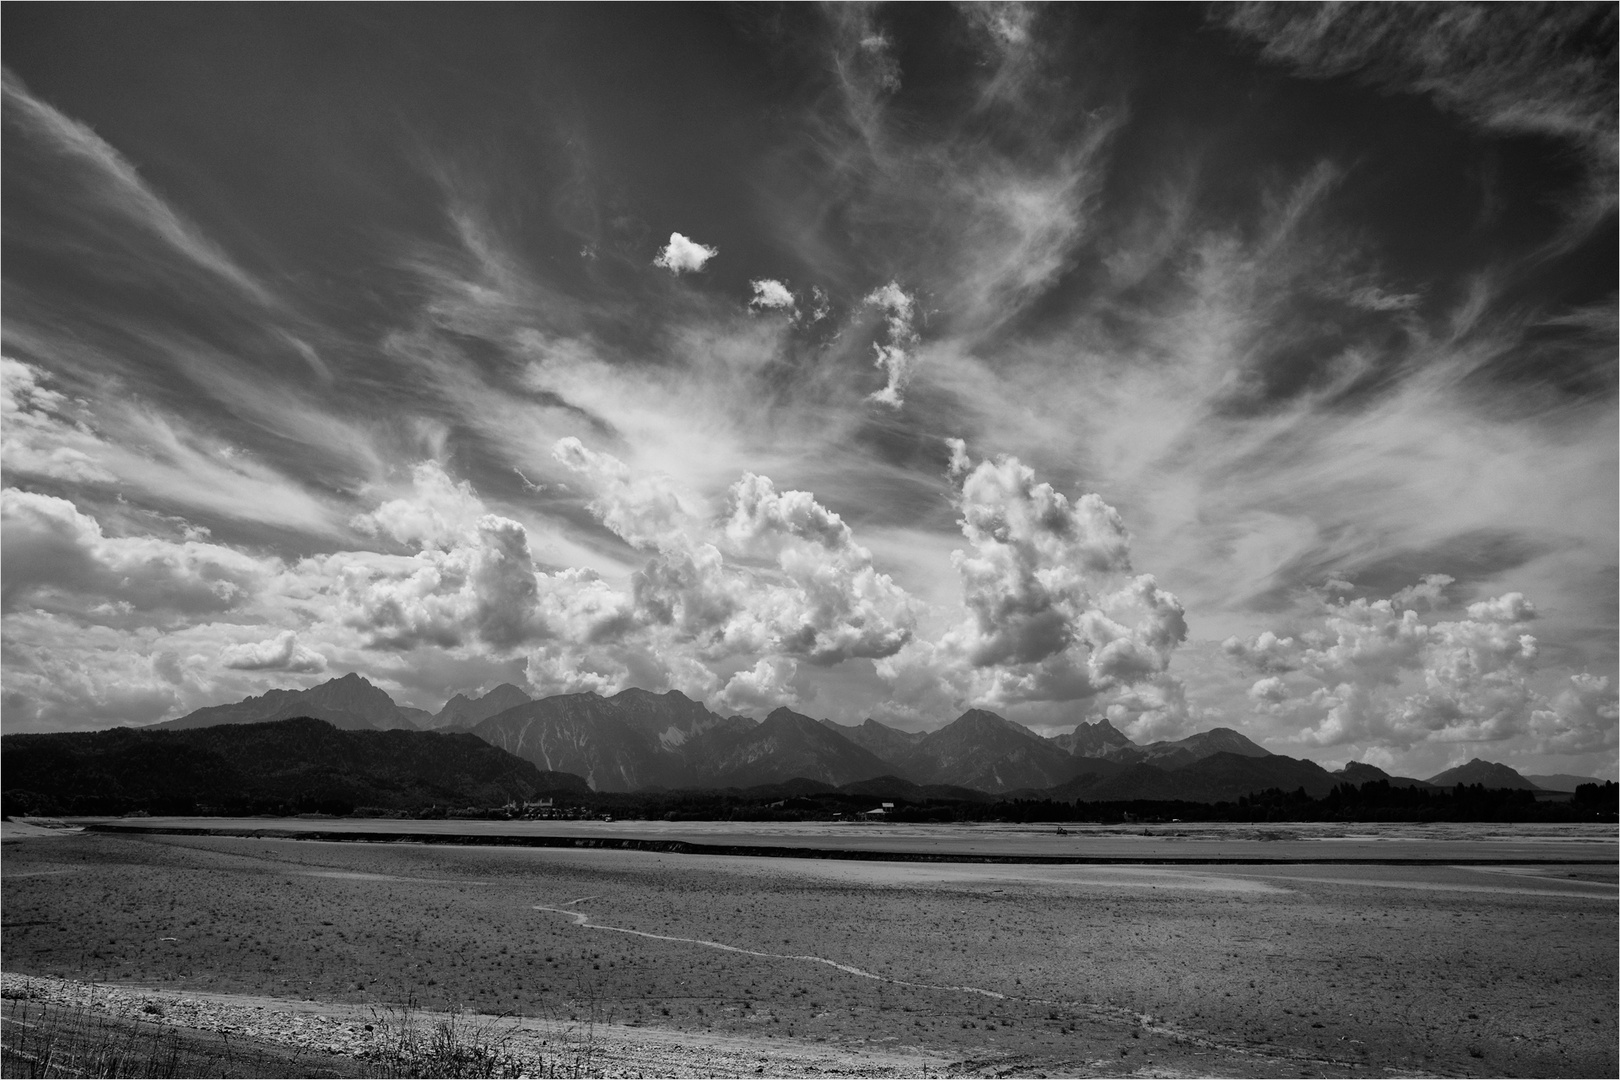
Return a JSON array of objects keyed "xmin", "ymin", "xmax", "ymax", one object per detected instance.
[{"xmin": 4, "ymin": 828, "xmax": 1616, "ymax": 1077}]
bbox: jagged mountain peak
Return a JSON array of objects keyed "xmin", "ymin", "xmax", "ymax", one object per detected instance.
[
  {"xmin": 942, "ymin": 708, "xmax": 1039, "ymax": 738},
  {"xmin": 433, "ymin": 682, "xmax": 532, "ymax": 729},
  {"xmin": 155, "ymin": 672, "xmax": 419, "ymax": 732},
  {"xmin": 1052, "ymin": 715, "xmax": 1135, "ymax": 757},
  {"xmin": 612, "ymin": 686, "xmax": 694, "ymax": 705},
  {"xmin": 763, "ymin": 706, "xmax": 819, "ymax": 728}
]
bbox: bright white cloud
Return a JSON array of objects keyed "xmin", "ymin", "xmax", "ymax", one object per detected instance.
[
  {"xmin": 653, "ymin": 232, "xmax": 718, "ymax": 274},
  {"xmin": 1224, "ymin": 580, "xmax": 1617, "ymax": 756},
  {"xmin": 718, "ymin": 656, "xmax": 802, "ymax": 714},
  {"xmin": 748, "ymin": 279, "xmax": 797, "ymax": 314},
  {"xmin": 220, "ymin": 630, "xmax": 327, "ymax": 674},
  {"xmin": 554, "ymin": 440, "xmax": 917, "ymax": 668},
  {"xmin": 353, "ymin": 461, "xmax": 493, "ymax": 551},
  {"xmin": 876, "ymin": 443, "xmax": 1188, "ymax": 728},
  {"xmin": 864, "ymin": 281, "xmax": 919, "ymax": 407}
]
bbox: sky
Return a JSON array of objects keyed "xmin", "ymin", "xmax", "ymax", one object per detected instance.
[{"xmin": 2, "ymin": 4, "xmax": 1616, "ymax": 780}]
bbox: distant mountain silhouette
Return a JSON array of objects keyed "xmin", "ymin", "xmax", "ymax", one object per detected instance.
[
  {"xmin": 155, "ymin": 673, "xmax": 423, "ymax": 732},
  {"xmin": 470, "ymin": 693, "xmax": 674, "ymax": 792},
  {"xmin": 1046, "ymin": 751, "xmax": 1337, "ymax": 803},
  {"xmin": 431, "ymin": 683, "xmax": 531, "ymax": 729},
  {"xmin": 119, "ymin": 677, "xmax": 1412, "ymax": 803},
  {"xmin": 892, "ymin": 709, "xmax": 1087, "ymax": 793},
  {"xmin": 2, "ymin": 717, "xmax": 586, "ymax": 816},
  {"xmin": 607, "ymin": 688, "xmax": 746, "ymax": 750},
  {"xmin": 1426, "ymin": 759, "xmax": 1542, "ymax": 790},
  {"xmin": 691, "ymin": 708, "xmax": 896, "ymax": 788},
  {"xmin": 1103, "ymin": 727, "xmax": 1273, "ymax": 770},
  {"xmin": 1334, "ymin": 761, "xmax": 1435, "ymax": 789},
  {"xmin": 818, "ymin": 717, "xmax": 927, "ymax": 764},
  {"xmin": 1051, "ymin": 717, "xmax": 1134, "ymax": 757},
  {"xmin": 1523, "ymin": 773, "xmax": 1606, "ymax": 793}
]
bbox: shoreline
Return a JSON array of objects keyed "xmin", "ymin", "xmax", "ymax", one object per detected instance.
[{"xmin": 79, "ymin": 820, "xmax": 1620, "ymax": 866}]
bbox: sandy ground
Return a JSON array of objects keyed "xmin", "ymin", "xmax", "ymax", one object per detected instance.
[{"xmin": 3, "ymin": 825, "xmax": 1615, "ymax": 1077}]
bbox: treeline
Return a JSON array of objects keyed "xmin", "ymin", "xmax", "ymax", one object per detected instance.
[
  {"xmin": 448, "ymin": 777, "xmax": 1618, "ymax": 824},
  {"xmin": 0, "ymin": 718, "xmax": 584, "ymax": 818},
  {"xmin": 990, "ymin": 780, "xmax": 1618, "ymax": 824}
]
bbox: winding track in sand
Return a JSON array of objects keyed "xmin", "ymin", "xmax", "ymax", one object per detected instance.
[
  {"xmin": 534, "ymin": 895, "xmax": 1009, "ymax": 1000},
  {"xmin": 528, "ymin": 892, "xmax": 1397, "ymax": 1073}
]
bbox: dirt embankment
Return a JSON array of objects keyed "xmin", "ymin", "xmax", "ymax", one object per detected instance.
[{"xmin": 2, "ymin": 973, "xmax": 956, "ymax": 1078}]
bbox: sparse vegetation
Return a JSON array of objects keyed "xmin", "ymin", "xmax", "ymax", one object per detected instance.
[
  {"xmin": 2, "ymin": 995, "xmax": 185, "ymax": 1078},
  {"xmin": 362, "ymin": 1001, "xmax": 523, "ymax": 1078},
  {"xmin": 1, "ymin": 981, "xmax": 609, "ymax": 1079}
]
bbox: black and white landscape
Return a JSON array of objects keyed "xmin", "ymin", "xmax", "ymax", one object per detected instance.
[{"xmin": 2, "ymin": 5, "xmax": 1616, "ymax": 1077}]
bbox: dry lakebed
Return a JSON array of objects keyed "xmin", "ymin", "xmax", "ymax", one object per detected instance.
[{"xmin": 2, "ymin": 819, "xmax": 1614, "ymax": 1077}]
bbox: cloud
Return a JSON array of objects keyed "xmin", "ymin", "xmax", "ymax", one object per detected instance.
[
  {"xmin": 554, "ymin": 440, "xmax": 917, "ymax": 668},
  {"xmin": 876, "ymin": 443, "xmax": 1187, "ymax": 716},
  {"xmin": 864, "ymin": 282, "xmax": 919, "ymax": 407},
  {"xmin": 2, "ymin": 69, "xmax": 274, "ymax": 306},
  {"xmin": 718, "ymin": 656, "xmax": 802, "ymax": 713},
  {"xmin": 1225, "ymin": 580, "xmax": 1615, "ymax": 754},
  {"xmin": 220, "ymin": 630, "xmax": 327, "ymax": 674},
  {"xmin": 1, "ymin": 355, "xmax": 348, "ymax": 538},
  {"xmin": 1, "ymin": 357, "xmax": 117, "ymax": 484},
  {"xmin": 1531, "ymin": 674, "xmax": 1620, "ymax": 756},
  {"xmin": 307, "ymin": 516, "xmax": 551, "ymax": 654},
  {"xmin": 552, "ymin": 436, "xmax": 699, "ymax": 551},
  {"xmin": 653, "ymin": 232, "xmax": 719, "ymax": 274},
  {"xmin": 749, "ymin": 279, "xmax": 798, "ymax": 315},
  {"xmin": 352, "ymin": 461, "xmax": 493, "ymax": 551},
  {"xmin": 1219, "ymin": 3, "xmax": 1619, "ymax": 229},
  {"xmin": 1, "ymin": 8, "xmax": 1610, "ymax": 767},
  {"xmin": 1, "ymin": 488, "xmax": 272, "ymax": 622}
]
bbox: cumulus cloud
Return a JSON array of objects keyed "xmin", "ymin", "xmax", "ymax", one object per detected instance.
[
  {"xmin": 718, "ymin": 656, "xmax": 802, "ymax": 713},
  {"xmin": 352, "ymin": 461, "xmax": 491, "ymax": 551},
  {"xmin": 552, "ymin": 436, "xmax": 697, "ymax": 551},
  {"xmin": 1225, "ymin": 580, "xmax": 1615, "ymax": 754},
  {"xmin": 653, "ymin": 232, "xmax": 718, "ymax": 274},
  {"xmin": 1, "ymin": 488, "xmax": 271, "ymax": 621},
  {"xmin": 220, "ymin": 630, "xmax": 327, "ymax": 673},
  {"xmin": 553, "ymin": 439, "xmax": 917, "ymax": 676},
  {"xmin": 748, "ymin": 279, "xmax": 797, "ymax": 315},
  {"xmin": 1531, "ymin": 674, "xmax": 1620, "ymax": 755},
  {"xmin": 307, "ymin": 514, "xmax": 553, "ymax": 653},
  {"xmin": 864, "ymin": 282, "xmax": 920, "ymax": 407},
  {"xmin": 877, "ymin": 443, "xmax": 1187, "ymax": 722}
]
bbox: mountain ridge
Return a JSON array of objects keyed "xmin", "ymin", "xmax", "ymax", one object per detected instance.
[
  {"xmin": 155, "ymin": 673, "xmax": 423, "ymax": 733},
  {"xmin": 3, "ymin": 716, "xmax": 586, "ymax": 816},
  {"xmin": 128, "ymin": 675, "xmax": 1559, "ymax": 801}
]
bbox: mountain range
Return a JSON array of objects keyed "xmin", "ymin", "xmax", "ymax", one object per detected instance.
[
  {"xmin": 137, "ymin": 674, "xmax": 1564, "ymax": 802},
  {"xmin": 155, "ymin": 672, "xmax": 427, "ymax": 732},
  {"xmin": 3, "ymin": 717, "xmax": 587, "ymax": 817}
]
